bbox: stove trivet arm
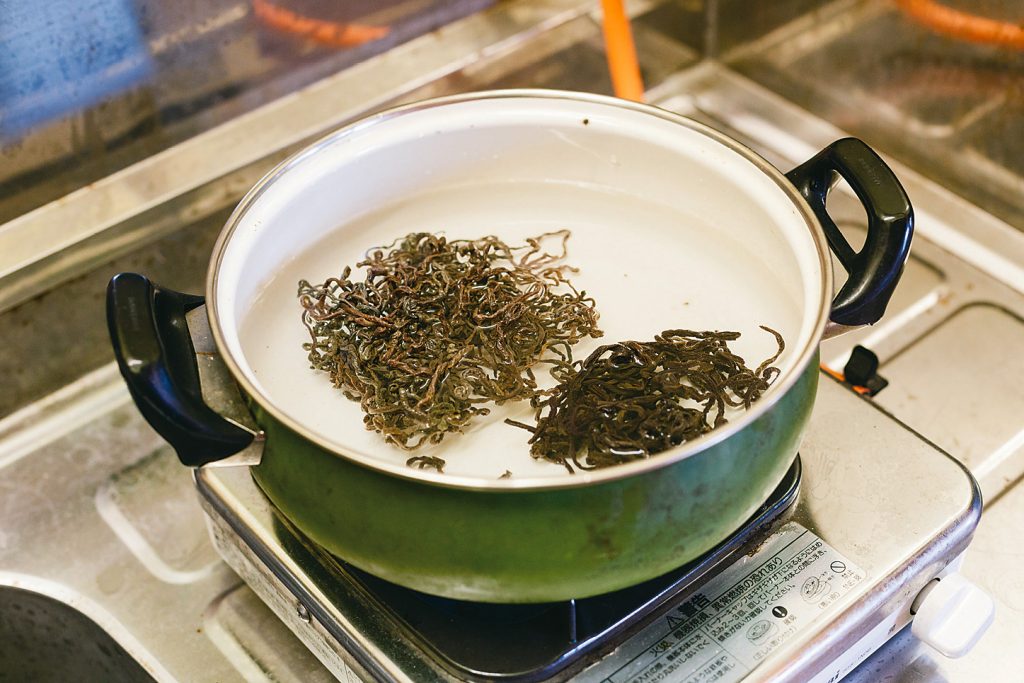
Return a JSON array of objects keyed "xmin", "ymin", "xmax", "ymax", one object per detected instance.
[{"xmin": 106, "ymin": 272, "xmax": 256, "ymax": 466}]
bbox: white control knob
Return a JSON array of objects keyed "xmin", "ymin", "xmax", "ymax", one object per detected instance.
[{"xmin": 911, "ymin": 573, "xmax": 995, "ymax": 658}]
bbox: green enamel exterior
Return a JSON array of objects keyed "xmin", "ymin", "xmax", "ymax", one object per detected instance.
[{"xmin": 250, "ymin": 357, "xmax": 819, "ymax": 603}]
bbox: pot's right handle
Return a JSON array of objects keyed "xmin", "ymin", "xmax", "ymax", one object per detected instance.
[
  {"xmin": 106, "ymin": 272, "xmax": 255, "ymax": 466},
  {"xmin": 785, "ymin": 138, "xmax": 914, "ymax": 334}
]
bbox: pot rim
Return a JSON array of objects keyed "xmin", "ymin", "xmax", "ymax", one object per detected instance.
[{"xmin": 206, "ymin": 89, "xmax": 832, "ymax": 492}]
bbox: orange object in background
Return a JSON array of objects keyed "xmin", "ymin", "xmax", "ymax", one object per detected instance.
[
  {"xmin": 600, "ymin": 0, "xmax": 645, "ymax": 101},
  {"xmin": 895, "ymin": 0, "xmax": 1024, "ymax": 50},
  {"xmin": 820, "ymin": 363, "xmax": 872, "ymax": 395},
  {"xmin": 252, "ymin": 0, "xmax": 390, "ymax": 48}
]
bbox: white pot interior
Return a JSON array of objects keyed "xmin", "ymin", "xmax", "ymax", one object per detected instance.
[{"xmin": 212, "ymin": 92, "xmax": 828, "ymax": 484}]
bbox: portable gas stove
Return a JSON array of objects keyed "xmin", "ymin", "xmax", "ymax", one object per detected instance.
[{"xmin": 193, "ymin": 371, "xmax": 988, "ymax": 683}]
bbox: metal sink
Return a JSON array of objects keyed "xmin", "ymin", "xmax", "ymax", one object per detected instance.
[
  {"xmin": 0, "ymin": 587, "xmax": 154, "ymax": 682},
  {"xmin": 0, "ymin": 367, "xmax": 334, "ymax": 681}
]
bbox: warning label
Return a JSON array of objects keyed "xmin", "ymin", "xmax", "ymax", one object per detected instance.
[{"xmin": 579, "ymin": 523, "xmax": 865, "ymax": 683}]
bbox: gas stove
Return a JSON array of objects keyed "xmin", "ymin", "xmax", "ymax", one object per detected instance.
[{"xmin": 193, "ymin": 372, "xmax": 985, "ymax": 683}]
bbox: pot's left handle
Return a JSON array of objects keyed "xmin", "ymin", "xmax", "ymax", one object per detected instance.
[{"xmin": 106, "ymin": 272, "xmax": 255, "ymax": 466}]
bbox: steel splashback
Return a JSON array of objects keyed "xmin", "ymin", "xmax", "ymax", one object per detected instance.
[{"xmin": 0, "ymin": 0, "xmax": 494, "ymax": 225}]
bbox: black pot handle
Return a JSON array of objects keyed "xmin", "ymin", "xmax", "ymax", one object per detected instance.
[
  {"xmin": 785, "ymin": 138, "xmax": 914, "ymax": 327},
  {"xmin": 106, "ymin": 273, "xmax": 254, "ymax": 466}
]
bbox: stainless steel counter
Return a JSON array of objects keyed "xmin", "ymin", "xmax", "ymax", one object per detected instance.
[{"xmin": 2, "ymin": 1, "xmax": 1023, "ymax": 680}]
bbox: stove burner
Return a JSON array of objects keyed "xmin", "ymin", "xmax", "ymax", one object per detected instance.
[
  {"xmin": 195, "ymin": 376, "xmax": 983, "ymax": 682},
  {"xmin": 303, "ymin": 459, "xmax": 801, "ymax": 682}
]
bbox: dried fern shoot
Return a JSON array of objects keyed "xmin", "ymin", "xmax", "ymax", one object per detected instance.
[
  {"xmin": 298, "ymin": 231, "xmax": 602, "ymax": 463},
  {"xmin": 507, "ymin": 327, "xmax": 784, "ymax": 472}
]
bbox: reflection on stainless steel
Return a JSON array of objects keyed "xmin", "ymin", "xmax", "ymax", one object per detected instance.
[
  {"xmin": 1, "ymin": 0, "xmax": 1024, "ymax": 680},
  {"xmin": 0, "ymin": 0, "xmax": 600, "ymax": 420},
  {"xmin": 0, "ymin": 207, "xmax": 228, "ymax": 419},
  {"xmin": 0, "ymin": 0, "xmax": 153, "ymax": 140},
  {"xmin": 0, "ymin": 0, "xmax": 544, "ymax": 316},
  {"xmin": 0, "ymin": 0, "xmax": 494, "ymax": 223},
  {"xmin": 722, "ymin": 0, "xmax": 1024, "ymax": 229}
]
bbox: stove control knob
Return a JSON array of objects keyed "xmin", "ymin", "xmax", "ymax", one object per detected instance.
[{"xmin": 911, "ymin": 573, "xmax": 995, "ymax": 658}]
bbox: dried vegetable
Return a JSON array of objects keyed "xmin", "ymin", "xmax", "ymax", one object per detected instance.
[
  {"xmin": 298, "ymin": 231, "xmax": 602, "ymax": 466},
  {"xmin": 507, "ymin": 327, "xmax": 784, "ymax": 472}
]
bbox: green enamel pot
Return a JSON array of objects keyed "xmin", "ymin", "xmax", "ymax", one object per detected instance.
[{"xmin": 107, "ymin": 91, "xmax": 912, "ymax": 603}]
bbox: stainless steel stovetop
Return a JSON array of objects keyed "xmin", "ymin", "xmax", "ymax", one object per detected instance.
[
  {"xmin": 194, "ymin": 373, "xmax": 979, "ymax": 683},
  {"xmin": 196, "ymin": 459, "xmax": 803, "ymax": 682}
]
